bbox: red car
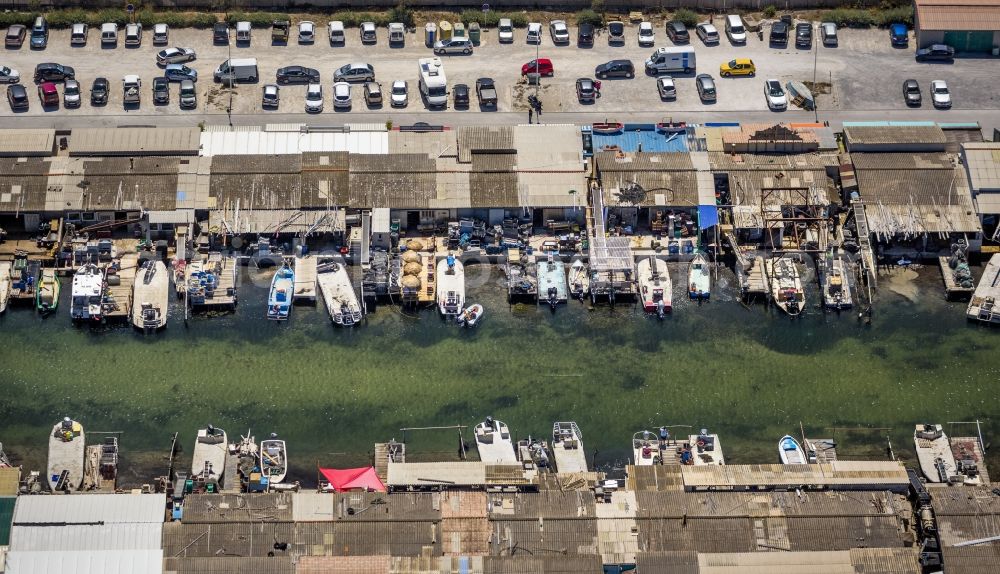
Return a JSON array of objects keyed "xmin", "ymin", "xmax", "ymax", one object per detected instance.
[
  {"xmin": 37, "ymin": 82, "xmax": 58, "ymax": 106},
  {"xmin": 521, "ymin": 58, "xmax": 553, "ymax": 76}
]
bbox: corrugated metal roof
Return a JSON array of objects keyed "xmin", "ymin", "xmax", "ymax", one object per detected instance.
[
  {"xmin": 596, "ymin": 151, "xmax": 696, "ymax": 171},
  {"xmin": 292, "ymin": 521, "xmax": 440, "ymax": 556},
  {"xmin": 626, "ymin": 465, "xmax": 685, "ymax": 492},
  {"xmin": 844, "ymin": 125, "xmax": 947, "ymax": 146},
  {"xmin": 0, "ymin": 129, "xmax": 55, "ymax": 156},
  {"xmin": 10, "ymin": 523, "xmax": 163, "ymax": 551},
  {"xmin": 635, "ymin": 490, "xmax": 906, "ymax": 519},
  {"xmin": 850, "ymin": 152, "xmax": 954, "ymax": 170},
  {"xmin": 0, "ymin": 496, "xmax": 15, "ymax": 545},
  {"xmin": 296, "ymin": 555, "xmax": 390, "ymax": 574},
  {"xmin": 441, "ymin": 517, "xmax": 490, "ymax": 555},
  {"xmin": 83, "ymin": 156, "xmax": 182, "ymax": 175},
  {"xmin": 389, "ymin": 131, "xmax": 456, "ymax": 157},
  {"xmin": 470, "ymin": 172, "xmax": 519, "ymax": 207},
  {"xmin": 5, "ymin": 549, "xmax": 163, "ymax": 574},
  {"xmin": 210, "ymin": 173, "xmax": 303, "ymax": 210},
  {"xmin": 458, "ymin": 126, "xmax": 515, "ymax": 163},
  {"xmin": 709, "ymin": 152, "xmax": 837, "ymax": 171},
  {"xmin": 330, "ymin": 492, "xmax": 441, "ymax": 522},
  {"xmin": 351, "ymin": 154, "xmax": 437, "ymax": 173},
  {"xmin": 164, "ymin": 556, "xmax": 294, "ymax": 574},
  {"xmin": 81, "ymin": 174, "xmax": 179, "ymax": 211},
  {"xmin": 855, "ymin": 169, "xmax": 966, "ymax": 205},
  {"xmin": 441, "ymin": 491, "xmax": 488, "ymax": 519},
  {"xmin": 679, "ymin": 462, "xmax": 910, "ymax": 490},
  {"xmin": 0, "ymin": 468, "xmax": 19, "ymax": 496},
  {"xmin": 0, "ymin": 158, "xmax": 55, "ymax": 213},
  {"xmin": 211, "ymin": 154, "xmax": 301, "ymax": 174},
  {"xmin": 0, "ymin": 157, "xmax": 52, "ymax": 176},
  {"xmin": 915, "ymin": 0, "xmax": 1000, "ymax": 30},
  {"xmin": 293, "ymin": 492, "xmax": 335, "ymax": 522},
  {"xmin": 483, "ymin": 555, "xmax": 604, "ymax": 574},
  {"xmin": 488, "ymin": 491, "xmax": 595, "ymax": 519},
  {"xmin": 941, "ymin": 126, "xmax": 984, "ymax": 154},
  {"xmin": 162, "ymin": 522, "xmax": 295, "ymax": 558},
  {"xmin": 941, "ymin": 545, "xmax": 1000, "ymax": 574},
  {"xmin": 931, "ymin": 484, "xmax": 1000, "ymax": 515},
  {"xmin": 181, "ymin": 493, "xmax": 293, "ymax": 523},
  {"xmin": 71, "ymin": 128, "xmax": 201, "ymax": 156},
  {"xmin": 849, "ymin": 547, "xmax": 920, "ymax": 574},
  {"xmin": 199, "ymin": 131, "xmax": 388, "ymax": 156},
  {"xmin": 602, "ymin": 171, "xmax": 700, "ymax": 207},
  {"xmin": 491, "ymin": 518, "xmax": 598, "ymax": 555},
  {"xmin": 12, "ymin": 493, "xmax": 165, "ymax": 524}
]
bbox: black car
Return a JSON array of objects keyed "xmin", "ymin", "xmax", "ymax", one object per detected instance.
[
  {"xmin": 152, "ymin": 77, "xmax": 170, "ymax": 104},
  {"xmin": 578, "ymin": 23, "xmax": 594, "ymax": 46},
  {"xmin": 7, "ymin": 83, "xmax": 28, "ymax": 111},
  {"xmin": 595, "ymin": 59, "xmax": 634, "ymax": 79},
  {"xmin": 276, "ymin": 65, "xmax": 320, "ymax": 84},
  {"xmin": 576, "ymin": 77, "xmax": 597, "ymax": 102},
  {"xmin": 33, "ymin": 63, "xmax": 75, "ymax": 83},
  {"xmin": 90, "ymin": 77, "xmax": 109, "ymax": 105},
  {"xmin": 213, "ymin": 22, "xmax": 229, "ymax": 44},
  {"xmin": 795, "ymin": 23, "xmax": 812, "ymax": 47},
  {"xmin": 902, "ymin": 79, "xmax": 922, "ymax": 106},
  {"xmin": 770, "ymin": 21, "xmax": 788, "ymax": 45},
  {"xmin": 915, "ymin": 44, "xmax": 955, "ymax": 61},
  {"xmin": 666, "ymin": 21, "xmax": 689, "ymax": 44},
  {"xmin": 453, "ymin": 83, "xmax": 470, "ymax": 108}
]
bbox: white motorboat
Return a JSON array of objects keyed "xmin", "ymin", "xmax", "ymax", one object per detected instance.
[
  {"xmin": 267, "ymin": 264, "xmax": 294, "ymax": 320},
  {"xmin": 637, "ymin": 256, "xmax": 671, "ymax": 317},
  {"xmin": 0, "ymin": 261, "xmax": 11, "ymax": 313},
  {"xmin": 688, "ymin": 253, "xmax": 711, "ymax": 301},
  {"xmin": 823, "ymin": 255, "xmax": 853, "ymax": 310},
  {"xmin": 459, "ymin": 303, "xmax": 483, "ymax": 327},
  {"xmin": 437, "ymin": 254, "xmax": 465, "ymax": 316},
  {"xmin": 686, "ymin": 430, "xmax": 724, "ymax": 465},
  {"xmin": 260, "ymin": 433, "xmax": 288, "ymax": 484},
  {"xmin": 914, "ymin": 424, "xmax": 958, "ymax": 483},
  {"xmin": 778, "ymin": 435, "xmax": 806, "ymax": 465},
  {"xmin": 318, "ymin": 260, "xmax": 362, "ymax": 326},
  {"xmin": 47, "ymin": 417, "xmax": 85, "ymax": 492},
  {"xmin": 767, "ymin": 257, "xmax": 805, "ymax": 316},
  {"xmin": 70, "ymin": 263, "xmax": 105, "ymax": 322},
  {"xmin": 551, "ymin": 421, "xmax": 588, "ymax": 473},
  {"xmin": 132, "ymin": 259, "xmax": 169, "ymax": 332},
  {"xmin": 192, "ymin": 425, "xmax": 228, "ymax": 488},
  {"xmin": 632, "ymin": 430, "xmax": 664, "ymax": 465},
  {"xmin": 567, "ymin": 259, "xmax": 590, "ymax": 300},
  {"xmin": 537, "ymin": 253, "xmax": 568, "ymax": 309},
  {"xmin": 474, "ymin": 416, "xmax": 517, "ymax": 464}
]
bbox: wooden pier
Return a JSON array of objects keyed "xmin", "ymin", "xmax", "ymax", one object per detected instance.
[
  {"xmin": 950, "ymin": 436, "xmax": 990, "ymax": 484},
  {"xmin": 293, "ymin": 254, "xmax": 317, "ymax": 303},
  {"xmin": 181, "ymin": 253, "xmax": 239, "ymax": 310},
  {"xmin": 804, "ymin": 437, "xmax": 838, "ymax": 464},
  {"xmin": 738, "ymin": 255, "xmax": 769, "ymax": 300},
  {"xmin": 374, "ymin": 441, "xmax": 406, "ymax": 483},
  {"xmin": 939, "ymin": 256, "xmax": 975, "ymax": 299},
  {"xmin": 103, "ymin": 253, "xmax": 138, "ymax": 322},
  {"xmin": 418, "ymin": 252, "xmax": 436, "ymax": 304}
]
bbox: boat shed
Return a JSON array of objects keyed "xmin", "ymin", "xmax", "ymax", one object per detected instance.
[
  {"xmin": 932, "ymin": 486, "xmax": 1000, "ymax": 573},
  {"xmin": 0, "ymin": 129, "xmax": 55, "ymax": 157},
  {"xmin": 914, "ymin": 0, "xmax": 1000, "ymax": 52},
  {"xmin": 596, "ymin": 151, "xmax": 701, "ymax": 208},
  {"xmin": 635, "ymin": 549, "xmax": 919, "ymax": 574},
  {"xmin": 962, "ymin": 141, "xmax": 1000, "ymax": 223},
  {"xmin": 69, "ymin": 127, "xmax": 201, "ymax": 157},
  {"xmin": 5, "ymin": 493, "xmax": 165, "ymax": 574},
  {"xmin": 678, "ymin": 460, "xmax": 911, "ymax": 491},
  {"xmin": 843, "ymin": 124, "xmax": 949, "ymax": 153}
]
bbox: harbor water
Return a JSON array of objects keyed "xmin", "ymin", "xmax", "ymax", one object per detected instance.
[{"xmin": 0, "ymin": 259, "xmax": 997, "ymax": 485}]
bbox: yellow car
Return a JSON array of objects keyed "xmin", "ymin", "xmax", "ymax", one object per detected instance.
[{"xmin": 719, "ymin": 58, "xmax": 756, "ymax": 77}]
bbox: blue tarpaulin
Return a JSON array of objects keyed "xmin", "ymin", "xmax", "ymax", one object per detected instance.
[{"xmin": 698, "ymin": 205, "xmax": 718, "ymax": 228}]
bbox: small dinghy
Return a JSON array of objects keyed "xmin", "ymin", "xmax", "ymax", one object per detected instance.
[
  {"xmin": 458, "ymin": 303, "xmax": 484, "ymax": 327},
  {"xmin": 567, "ymin": 259, "xmax": 590, "ymax": 300},
  {"xmin": 779, "ymin": 435, "xmax": 807, "ymax": 465},
  {"xmin": 688, "ymin": 253, "xmax": 711, "ymax": 301}
]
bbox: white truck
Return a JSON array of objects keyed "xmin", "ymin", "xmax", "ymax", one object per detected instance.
[
  {"xmin": 644, "ymin": 46, "xmax": 696, "ymax": 75},
  {"xmin": 417, "ymin": 57, "xmax": 447, "ymax": 108},
  {"xmin": 122, "ymin": 74, "xmax": 141, "ymax": 107}
]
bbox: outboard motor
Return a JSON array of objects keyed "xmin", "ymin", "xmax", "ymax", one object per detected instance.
[
  {"xmin": 656, "ymin": 299, "xmax": 665, "ymax": 319},
  {"xmin": 548, "ymin": 286, "xmax": 558, "ymax": 310}
]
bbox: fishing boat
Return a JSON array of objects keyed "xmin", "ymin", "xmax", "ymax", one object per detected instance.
[
  {"xmin": 437, "ymin": 254, "xmax": 465, "ymax": 316},
  {"xmin": 632, "ymin": 430, "xmax": 663, "ymax": 465},
  {"xmin": 9, "ymin": 251, "xmax": 39, "ymax": 304},
  {"xmin": 637, "ymin": 256, "xmax": 671, "ymax": 317},
  {"xmin": 317, "ymin": 260, "xmax": 362, "ymax": 326},
  {"xmin": 474, "ymin": 416, "xmax": 517, "ymax": 464},
  {"xmin": 551, "ymin": 421, "xmax": 588, "ymax": 473},
  {"xmin": 914, "ymin": 424, "xmax": 958, "ymax": 483},
  {"xmin": 823, "ymin": 255, "xmax": 853, "ymax": 310},
  {"xmin": 785, "ymin": 80, "xmax": 815, "ymax": 111},
  {"xmin": 505, "ymin": 249, "xmax": 537, "ymax": 301},
  {"xmin": 191, "ymin": 425, "xmax": 228, "ymax": 489},
  {"xmin": 260, "ymin": 433, "xmax": 288, "ymax": 484},
  {"xmin": 47, "ymin": 416, "xmax": 85, "ymax": 492},
  {"xmin": 267, "ymin": 263, "xmax": 295, "ymax": 320},
  {"xmin": 36, "ymin": 268, "xmax": 61, "ymax": 312},
  {"xmin": 132, "ymin": 259, "xmax": 169, "ymax": 331},
  {"xmin": 766, "ymin": 257, "xmax": 805, "ymax": 316},
  {"xmin": 458, "ymin": 303, "xmax": 484, "ymax": 327},
  {"xmin": 655, "ymin": 120, "xmax": 687, "ymax": 134},
  {"xmin": 537, "ymin": 253, "xmax": 568, "ymax": 309},
  {"xmin": 567, "ymin": 259, "xmax": 590, "ymax": 300},
  {"xmin": 778, "ymin": 435, "xmax": 807, "ymax": 465},
  {"xmin": 592, "ymin": 121, "xmax": 624, "ymax": 134},
  {"xmin": 0, "ymin": 261, "xmax": 11, "ymax": 313},
  {"xmin": 517, "ymin": 436, "xmax": 552, "ymax": 471},
  {"xmin": 688, "ymin": 253, "xmax": 711, "ymax": 301},
  {"xmin": 685, "ymin": 429, "xmax": 724, "ymax": 465},
  {"xmin": 70, "ymin": 264, "xmax": 105, "ymax": 323}
]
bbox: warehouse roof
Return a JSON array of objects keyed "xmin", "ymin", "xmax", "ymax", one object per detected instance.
[
  {"xmin": 11, "ymin": 493, "xmax": 165, "ymax": 524},
  {"xmin": 962, "ymin": 143, "xmax": 1000, "ymax": 213},
  {"xmin": 932, "ymin": 486, "xmax": 1000, "ymax": 574},
  {"xmin": 4, "ymin": 549, "xmax": 163, "ymax": 574},
  {"xmin": 679, "ymin": 461, "xmax": 911, "ymax": 490},
  {"xmin": 181, "ymin": 492, "xmax": 294, "ymax": 523},
  {"xmin": 164, "ymin": 556, "xmax": 293, "ymax": 574},
  {"xmin": 597, "ymin": 151, "xmax": 700, "ymax": 207},
  {"xmin": 915, "ymin": 0, "xmax": 1000, "ymax": 31},
  {"xmin": 844, "ymin": 125, "xmax": 947, "ymax": 147},
  {"xmin": 70, "ymin": 127, "xmax": 200, "ymax": 156},
  {"xmin": 514, "ymin": 124, "xmax": 586, "ymax": 207},
  {"xmin": 635, "ymin": 549, "xmax": 919, "ymax": 574},
  {"xmin": 0, "ymin": 129, "xmax": 55, "ymax": 156},
  {"xmin": 709, "ymin": 151, "xmax": 837, "ymax": 171},
  {"xmin": 200, "ymin": 128, "xmax": 388, "ymax": 156}
]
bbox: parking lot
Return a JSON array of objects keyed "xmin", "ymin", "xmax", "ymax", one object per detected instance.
[{"xmin": 3, "ymin": 20, "xmax": 999, "ymax": 119}]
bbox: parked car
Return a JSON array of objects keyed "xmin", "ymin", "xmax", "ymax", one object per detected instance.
[
  {"xmin": 916, "ymin": 44, "xmax": 955, "ymax": 62},
  {"xmin": 157, "ymin": 47, "xmax": 196, "ymax": 66},
  {"xmin": 498, "ymin": 18, "xmax": 514, "ymax": 43},
  {"xmin": 764, "ymin": 79, "xmax": 787, "ymax": 110},
  {"xmin": 770, "ymin": 21, "xmax": 788, "ymax": 45},
  {"xmin": 334, "ymin": 62, "xmax": 375, "ymax": 83},
  {"xmin": 360, "ymin": 21, "xmax": 377, "ymax": 43},
  {"xmin": 179, "ymin": 79, "xmax": 196, "ymax": 109},
  {"xmin": 434, "ymin": 38, "xmax": 473, "ymax": 55},
  {"xmin": 795, "ymin": 23, "xmax": 812, "ymax": 47},
  {"xmin": 656, "ymin": 76, "xmax": 676, "ymax": 99},
  {"xmin": 666, "ymin": 21, "xmax": 689, "ymax": 44},
  {"xmin": 34, "ymin": 63, "xmax": 74, "ymax": 83},
  {"xmin": 332, "ymin": 81, "xmax": 351, "ymax": 109},
  {"xmin": 902, "ymin": 79, "xmax": 922, "ymax": 106},
  {"xmin": 725, "ymin": 15, "xmax": 746, "ymax": 44},
  {"xmin": 100, "ymin": 22, "xmax": 118, "ymax": 46},
  {"xmin": 298, "ymin": 21, "xmax": 315, "ymax": 43},
  {"xmin": 152, "ymin": 23, "xmax": 169, "ymax": 44},
  {"xmin": 63, "ymin": 79, "xmax": 80, "ymax": 107},
  {"xmin": 595, "ymin": 59, "xmax": 635, "ymax": 79},
  {"xmin": 475, "ymin": 77, "xmax": 497, "ymax": 107},
  {"xmin": 390, "ymin": 80, "xmax": 408, "ymax": 107},
  {"xmin": 638, "ymin": 22, "xmax": 655, "ymax": 46},
  {"xmin": 696, "ymin": 23, "xmax": 719, "ymax": 45},
  {"xmin": 276, "ymin": 65, "xmax": 319, "ymax": 84},
  {"xmin": 521, "ymin": 58, "xmax": 554, "ymax": 76},
  {"xmin": 305, "ymin": 83, "xmax": 325, "ymax": 112},
  {"xmin": 37, "ymin": 81, "xmax": 58, "ymax": 106},
  {"xmin": 720, "ymin": 58, "xmax": 755, "ymax": 77},
  {"xmin": 326, "ymin": 20, "xmax": 343, "ymax": 44},
  {"xmin": 273, "ymin": 20, "xmax": 291, "ymax": 43},
  {"xmin": 0, "ymin": 66, "xmax": 19, "ymax": 84},
  {"xmin": 7, "ymin": 83, "xmax": 28, "ymax": 110},
  {"xmin": 124, "ymin": 22, "xmax": 142, "ymax": 47},
  {"xmin": 213, "ymin": 22, "xmax": 229, "ymax": 44},
  {"xmin": 90, "ymin": 77, "xmax": 109, "ymax": 105},
  {"xmin": 889, "ymin": 23, "xmax": 908, "ymax": 46},
  {"xmin": 364, "ymin": 81, "xmax": 383, "ymax": 106},
  {"xmin": 70, "ymin": 23, "xmax": 88, "ymax": 46},
  {"xmin": 549, "ymin": 20, "xmax": 570, "ymax": 44},
  {"xmin": 576, "ymin": 77, "xmax": 597, "ymax": 102},
  {"xmin": 696, "ymin": 74, "xmax": 717, "ymax": 102},
  {"xmin": 578, "ymin": 23, "xmax": 595, "ymax": 46},
  {"xmin": 235, "ymin": 21, "xmax": 251, "ymax": 44},
  {"xmin": 930, "ymin": 80, "xmax": 951, "ymax": 108},
  {"xmin": 820, "ymin": 22, "xmax": 837, "ymax": 46},
  {"xmin": 453, "ymin": 83, "xmax": 470, "ymax": 107},
  {"xmin": 261, "ymin": 83, "xmax": 280, "ymax": 108},
  {"xmin": 164, "ymin": 64, "xmax": 197, "ymax": 82},
  {"xmin": 152, "ymin": 76, "xmax": 170, "ymax": 104},
  {"xmin": 30, "ymin": 16, "xmax": 48, "ymax": 49},
  {"xmin": 526, "ymin": 22, "xmax": 542, "ymax": 44},
  {"xmin": 5, "ymin": 25, "xmax": 26, "ymax": 48},
  {"xmin": 608, "ymin": 21, "xmax": 625, "ymax": 44}
]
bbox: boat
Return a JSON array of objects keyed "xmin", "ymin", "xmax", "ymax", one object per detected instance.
[
  {"xmin": 778, "ymin": 435, "xmax": 807, "ymax": 465},
  {"xmin": 191, "ymin": 425, "xmax": 228, "ymax": 489},
  {"xmin": 592, "ymin": 121, "xmax": 624, "ymax": 134},
  {"xmin": 317, "ymin": 260, "xmax": 362, "ymax": 326},
  {"xmin": 36, "ymin": 268, "xmax": 61, "ymax": 312},
  {"xmin": 684, "ymin": 429, "xmax": 724, "ymax": 465},
  {"xmin": 458, "ymin": 303, "xmax": 484, "ymax": 327},
  {"xmin": 637, "ymin": 256, "xmax": 671, "ymax": 317},
  {"xmin": 267, "ymin": 263, "xmax": 294, "ymax": 320},
  {"xmin": 967, "ymin": 253, "xmax": 1000, "ymax": 325},
  {"xmin": 785, "ymin": 80, "xmax": 815, "ymax": 111},
  {"xmin": 914, "ymin": 424, "xmax": 958, "ymax": 483},
  {"xmin": 474, "ymin": 416, "xmax": 517, "ymax": 464},
  {"xmin": 567, "ymin": 259, "xmax": 590, "ymax": 300},
  {"xmin": 0, "ymin": 261, "xmax": 11, "ymax": 313},
  {"xmin": 688, "ymin": 253, "xmax": 711, "ymax": 301},
  {"xmin": 766, "ymin": 257, "xmax": 805, "ymax": 316},
  {"xmin": 632, "ymin": 430, "xmax": 663, "ymax": 465},
  {"xmin": 132, "ymin": 259, "xmax": 169, "ymax": 332},
  {"xmin": 70, "ymin": 264, "xmax": 105, "ymax": 323},
  {"xmin": 47, "ymin": 417, "xmax": 85, "ymax": 492},
  {"xmin": 551, "ymin": 422, "xmax": 588, "ymax": 473},
  {"xmin": 504, "ymin": 249, "xmax": 537, "ymax": 301},
  {"xmin": 655, "ymin": 120, "xmax": 688, "ymax": 133},
  {"xmin": 536, "ymin": 253, "xmax": 568, "ymax": 309},
  {"xmin": 437, "ymin": 254, "xmax": 465, "ymax": 316},
  {"xmin": 9, "ymin": 251, "xmax": 39, "ymax": 303},
  {"xmin": 517, "ymin": 436, "xmax": 552, "ymax": 472},
  {"xmin": 823, "ymin": 254, "xmax": 853, "ymax": 310},
  {"xmin": 260, "ymin": 433, "xmax": 288, "ymax": 484}
]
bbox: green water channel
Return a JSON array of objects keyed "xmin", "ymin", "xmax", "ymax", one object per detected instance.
[{"xmin": 0, "ymin": 260, "xmax": 996, "ymax": 485}]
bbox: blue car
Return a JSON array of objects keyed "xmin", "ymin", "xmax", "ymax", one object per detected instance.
[
  {"xmin": 890, "ymin": 23, "xmax": 908, "ymax": 46},
  {"xmin": 164, "ymin": 64, "xmax": 198, "ymax": 82}
]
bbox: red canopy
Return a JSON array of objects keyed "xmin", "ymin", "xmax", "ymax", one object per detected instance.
[{"xmin": 318, "ymin": 466, "xmax": 386, "ymax": 492}]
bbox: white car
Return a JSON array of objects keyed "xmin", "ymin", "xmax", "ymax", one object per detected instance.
[
  {"xmin": 498, "ymin": 18, "xmax": 514, "ymax": 43},
  {"xmin": 931, "ymin": 80, "xmax": 951, "ymax": 108},
  {"xmin": 156, "ymin": 47, "xmax": 196, "ymax": 65},
  {"xmin": 63, "ymin": 79, "xmax": 81, "ymax": 107},
  {"xmin": 549, "ymin": 20, "xmax": 569, "ymax": 44},
  {"xmin": 656, "ymin": 76, "xmax": 676, "ymax": 99},
  {"xmin": 696, "ymin": 23, "xmax": 720, "ymax": 45},
  {"xmin": 0, "ymin": 65, "xmax": 19, "ymax": 84},
  {"xmin": 638, "ymin": 21, "xmax": 655, "ymax": 46},
  {"xmin": 527, "ymin": 22, "xmax": 542, "ymax": 44},
  {"xmin": 298, "ymin": 21, "xmax": 315, "ymax": 43},
  {"xmin": 390, "ymin": 80, "xmax": 408, "ymax": 107},
  {"xmin": 333, "ymin": 81, "xmax": 351, "ymax": 109},
  {"xmin": 764, "ymin": 79, "xmax": 787, "ymax": 110},
  {"xmin": 305, "ymin": 83, "xmax": 323, "ymax": 112}
]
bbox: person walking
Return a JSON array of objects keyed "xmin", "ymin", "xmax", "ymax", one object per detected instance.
[{"xmin": 528, "ymin": 108, "xmax": 533, "ymax": 123}]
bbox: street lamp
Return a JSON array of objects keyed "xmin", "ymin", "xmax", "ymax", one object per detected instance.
[{"xmin": 812, "ymin": 23, "xmax": 819, "ymax": 123}]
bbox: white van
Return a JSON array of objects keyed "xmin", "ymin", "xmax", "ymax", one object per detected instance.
[
  {"xmin": 125, "ymin": 23, "xmax": 142, "ymax": 47},
  {"xmin": 153, "ymin": 23, "xmax": 168, "ymax": 44},
  {"xmin": 644, "ymin": 46, "xmax": 696, "ymax": 75},
  {"xmin": 328, "ymin": 20, "xmax": 345, "ymax": 44},
  {"xmin": 725, "ymin": 15, "xmax": 746, "ymax": 44},
  {"xmin": 526, "ymin": 22, "xmax": 542, "ymax": 44},
  {"xmin": 101, "ymin": 23, "xmax": 118, "ymax": 46},
  {"xmin": 236, "ymin": 21, "xmax": 251, "ymax": 43},
  {"xmin": 213, "ymin": 57, "xmax": 259, "ymax": 84},
  {"xmin": 388, "ymin": 22, "xmax": 404, "ymax": 45},
  {"xmin": 70, "ymin": 23, "xmax": 88, "ymax": 46}
]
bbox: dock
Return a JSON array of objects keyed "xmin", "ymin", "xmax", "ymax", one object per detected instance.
[
  {"xmin": 293, "ymin": 254, "xmax": 317, "ymax": 302},
  {"xmin": 738, "ymin": 255, "xmax": 769, "ymax": 300},
  {"xmin": 373, "ymin": 440, "xmax": 406, "ymax": 483},
  {"xmin": 418, "ymin": 252, "xmax": 436, "ymax": 303},
  {"xmin": 967, "ymin": 253, "xmax": 1000, "ymax": 324},
  {"xmin": 950, "ymin": 436, "xmax": 990, "ymax": 484},
  {"xmin": 183, "ymin": 253, "xmax": 239, "ymax": 310},
  {"xmin": 103, "ymin": 253, "xmax": 138, "ymax": 322},
  {"xmin": 939, "ymin": 256, "xmax": 975, "ymax": 299},
  {"xmin": 804, "ymin": 437, "xmax": 838, "ymax": 464}
]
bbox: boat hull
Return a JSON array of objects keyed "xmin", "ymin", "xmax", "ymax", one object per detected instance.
[
  {"xmin": 567, "ymin": 260, "xmax": 590, "ymax": 299},
  {"xmin": 260, "ymin": 439, "xmax": 288, "ymax": 484},
  {"xmin": 637, "ymin": 257, "xmax": 672, "ymax": 313},
  {"xmin": 36, "ymin": 269, "xmax": 61, "ymax": 312},
  {"xmin": 318, "ymin": 261, "xmax": 362, "ymax": 327},
  {"xmin": 268, "ymin": 265, "xmax": 295, "ymax": 320},
  {"xmin": 132, "ymin": 260, "xmax": 169, "ymax": 331},
  {"xmin": 437, "ymin": 257, "xmax": 465, "ymax": 316},
  {"xmin": 48, "ymin": 420, "xmax": 85, "ymax": 491},
  {"xmin": 192, "ymin": 427, "xmax": 228, "ymax": 487},
  {"xmin": 778, "ymin": 435, "xmax": 806, "ymax": 465},
  {"xmin": 688, "ymin": 254, "xmax": 711, "ymax": 301}
]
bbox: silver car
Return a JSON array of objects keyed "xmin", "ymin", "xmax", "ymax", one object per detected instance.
[
  {"xmin": 156, "ymin": 47, "xmax": 196, "ymax": 66},
  {"xmin": 164, "ymin": 63, "xmax": 197, "ymax": 82},
  {"xmin": 261, "ymin": 83, "xmax": 280, "ymax": 108},
  {"xmin": 0, "ymin": 66, "xmax": 19, "ymax": 84},
  {"xmin": 656, "ymin": 76, "xmax": 676, "ymax": 99},
  {"xmin": 390, "ymin": 80, "xmax": 407, "ymax": 107},
  {"xmin": 433, "ymin": 38, "xmax": 473, "ymax": 55},
  {"xmin": 63, "ymin": 79, "xmax": 81, "ymax": 107},
  {"xmin": 333, "ymin": 81, "xmax": 352, "ymax": 109},
  {"xmin": 305, "ymin": 83, "xmax": 323, "ymax": 113}
]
